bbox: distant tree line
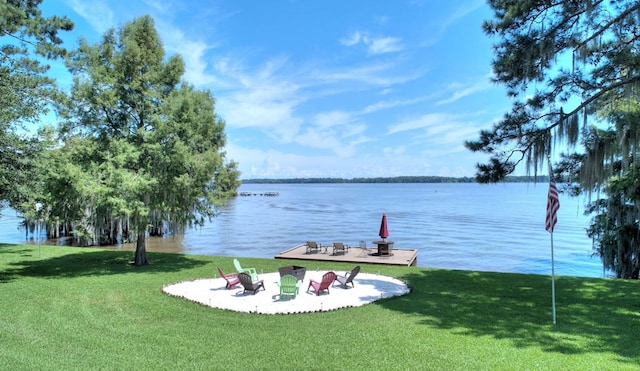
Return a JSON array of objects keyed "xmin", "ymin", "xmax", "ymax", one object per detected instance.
[{"xmin": 241, "ymin": 175, "xmax": 547, "ymax": 184}]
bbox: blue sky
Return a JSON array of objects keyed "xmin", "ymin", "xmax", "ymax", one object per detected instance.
[{"xmin": 40, "ymin": 0, "xmax": 513, "ymax": 179}]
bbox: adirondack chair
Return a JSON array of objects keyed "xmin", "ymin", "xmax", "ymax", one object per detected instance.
[
  {"xmin": 238, "ymin": 273, "xmax": 265, "ymax": 295},
  {"xmin": 358, "ymin": 240, "xmax": 370, "ymax": 256},
  {"xmin": 332, "ymin": 242, "xmax": 349, "ymax": 255},
  {"xmin": 217, "ymin": 266, "xmax": 240, "ymax": 289},
  {"xmin": 333, "ymin": 265, "xmax": 360, "ymax": 289},
  {"xmin": 278, "ymin": 274, "xmax": 301, "ymax": 299},
  {"xmin": 233, "ymin": 258, "xmax": 258, "ymax": 281},
  {"xmin": 306, "ymin": 241, "xmax": 322, "ymax": 254},
  {"xmin": 307, "ymin": 271, "xmax": 337, "ymax": 296}
]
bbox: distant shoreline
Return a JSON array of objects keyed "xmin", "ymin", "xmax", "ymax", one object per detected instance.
[{"xmin": 241, "ymin": 175, "xmax": 548, "ymax": 184}]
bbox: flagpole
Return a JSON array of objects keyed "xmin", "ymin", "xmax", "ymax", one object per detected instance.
[
  {"xmin": 546, "ymin": 155, "xmax": 559, "ymax": 325},
  {"xmin": 550, "ymin": 230, "xmax": 556, "ymax": 325}
]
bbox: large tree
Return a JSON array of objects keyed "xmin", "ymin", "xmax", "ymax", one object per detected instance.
[
  {"xmin": 59, "ymin": 15, "xmax": 240, "ymax": 265},
  {"xmin": 466, "ymin": 1, "xmax": 640, "ymax": 277},
  {"xmin": 0, "ymin": 0, "xmax": 73, "ymax": 215}
]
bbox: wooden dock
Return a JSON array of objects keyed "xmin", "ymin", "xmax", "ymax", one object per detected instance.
[
  {"xmin": 239, "ymin": 191, "xmax": 279, "ymax": 196},
  {"xmin": 275, "ymin": 243, "xmax": 418, "ymax": 267}
]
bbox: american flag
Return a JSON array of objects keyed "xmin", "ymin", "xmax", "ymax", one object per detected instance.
[{"xmin": 545, "ymin": 172, "xmax": 560, "ymax": 233}]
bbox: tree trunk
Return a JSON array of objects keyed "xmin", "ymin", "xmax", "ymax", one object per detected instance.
[
  {"xmin": 134, "ymin": 229, "xmax": 149, "ymax": 266},
  {"xmin": 149, "ymin": 219, "xmax": 164, "ymax": 237}
]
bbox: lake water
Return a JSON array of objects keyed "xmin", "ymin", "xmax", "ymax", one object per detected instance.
[{"xmin": 0, "ymin": 183, "xmax": 605, "ymax": 278}]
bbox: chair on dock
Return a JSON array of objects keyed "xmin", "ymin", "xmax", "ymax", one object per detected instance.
[
  {"xmin": 358, "ymin": 240, "xmax": 369, "ymax": 256},
  {"xmin": 332, "ymin": 242, "xmax": 349, "ymax": 255},
  {"xmin": 306, "ymin": 241, "xmax": 322, "ymax": 254}
]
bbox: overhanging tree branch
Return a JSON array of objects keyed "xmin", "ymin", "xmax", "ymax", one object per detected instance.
[{"xmin": 574, "ymin": 2, "xmax": 640, "ymax": 52}]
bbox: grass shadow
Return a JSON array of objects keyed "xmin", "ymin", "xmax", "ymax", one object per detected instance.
[
  {"xmin": 0, "ymin": 243, "xmax": 33, "ymax": 257},
  {"xmin": 381, "ymin": 269, "xmax": 640, "ymax": 363},
  {"xmin": 1, "ymin": 249, "xmax": 208, "ymax": 281}
]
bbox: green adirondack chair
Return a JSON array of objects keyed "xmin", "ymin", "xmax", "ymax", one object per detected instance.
[
  {"xmin": 278, "ymin": 274, "xmax": 301, "ymax": 299},
  {"xmin": 233, "ymin": 258, "xmax": 258, "ymax": 282}
]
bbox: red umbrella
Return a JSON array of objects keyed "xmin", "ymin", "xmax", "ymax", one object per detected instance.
[{"xmin": 379, "ymin": 213, "xmax": 389, "ymax": 240}]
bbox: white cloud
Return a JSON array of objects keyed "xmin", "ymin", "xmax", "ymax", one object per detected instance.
[
  {"xmin": 386, "ymin": 112, "xmax": 486, "ymax": 149},
  {"xmin": 362, "ymin": 97, "xmax": 426, "ymax": 114},
  {"xmin": 426, "ymin": 124, "xmax": 481, "ymax": 145},
  {"xmin": 210, "ymin": 58, "xmax": 308, "ymax": 143},
  {"xmin": 383, "ymin": 145, "xmax": 406, "ymax": 156},
  {"xmin": 228, "ymin": 142, "xmax": 445, "ymax": 179},
  {"xmin": 387, "ymin": 113, "xmax": 453, "ymax": 134},
  {"xmin": 339, "ymin": 31, "xmax": 403, "ymax": 55},
  {"xmin": 68, "ymin": 0, "xmax": 115, "ymax": 34},
  {"xmin": 419, "ymin": 0, "xmax": 486, "ymax": 46},
  {"xmin": 142, "ymin": 0, "xmax": 171, "ymax": 12},
  {"xmin": 436, "ymin": 75, "xmax": 494, "ymax": 105},
  {"xmin": 292, "ymin": 111, "xmax": 369, "ymax": 157},
  {"xmin": 339, "ymin": 31, "xmax": 363, "ymax": 46},
  {"xmin": 312, "ymin": 61, "xmax": 420, "ymax": 86},
  {"xmin": 368, "ymin": 36, "xmax": 403, "ymax": 54},
  {"xmin": 312, "ymin": 111, "xmax": 352, "ymax": 129},
  {"xmin": 151, "ymin": 19, "xmax": 229, "ymax": 88}
]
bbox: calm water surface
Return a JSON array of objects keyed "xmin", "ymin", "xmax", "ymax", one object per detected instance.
[{"xmin": 1, "ymin": 183, "xmax": 604, "ymax": 277}]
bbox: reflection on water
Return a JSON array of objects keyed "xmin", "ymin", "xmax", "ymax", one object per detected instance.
[
  {"xmin": 112, "ymin": 234, "xmax": 187, "ymax": 254},
  {"xmin": 14, "ymin": 226, "xmax": 188, "ymax": 254},
  {"xmin": 0, "ymin": 207, "xmax": 187, "ymax": 253},
  {"xmin": 0, "ymin": 183, "xmax": 607, "ymax": 278}
]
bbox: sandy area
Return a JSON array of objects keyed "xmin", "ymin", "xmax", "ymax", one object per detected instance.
[{"xmin": 162, "ymin": 270, "xmax": 410, "ymax": 315}]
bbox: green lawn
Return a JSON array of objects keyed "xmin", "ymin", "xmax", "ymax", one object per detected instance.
[{"xmin": 1, "ymin": 243, "xmax": 639, "ymax": 370}]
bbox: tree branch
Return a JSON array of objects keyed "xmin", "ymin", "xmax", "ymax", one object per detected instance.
[
  {"xmin": 574, "ymin": 2, "xmax": 640, "ymax": 52},
  {"xmin": 551, "ymin": 74, "xmax": 640, "ymax": 131}
]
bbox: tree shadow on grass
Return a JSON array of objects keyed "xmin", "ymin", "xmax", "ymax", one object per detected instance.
[
  {"xmin": 382, "ymin": 269, "xmax": 640, "ymax": 363},
  {"xmin": 0, "ymin": 244, "xmax": 34, "ymax": 257},
  {"xmin": 0, "ymin": 248, "xmax": 207, "ymax": 282}
]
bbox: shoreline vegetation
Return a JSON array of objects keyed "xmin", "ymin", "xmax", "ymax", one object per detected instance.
[{"xmin": 241, "ymin": 175, "xmax": 548, "ymax": 184}]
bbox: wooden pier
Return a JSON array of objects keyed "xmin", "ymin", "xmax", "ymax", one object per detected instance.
[
  {"xmin": 275, "ymin": 243, "xmax": 418, "ymax": 267},
  {"xmin": 239, "ymin": 191, "xmax": 279, "ymax": 196}
]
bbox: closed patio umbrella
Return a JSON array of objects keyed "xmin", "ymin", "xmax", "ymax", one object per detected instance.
[{"xmin": 379, "ymin": 213, "xmax": 389, "ymax": 241}]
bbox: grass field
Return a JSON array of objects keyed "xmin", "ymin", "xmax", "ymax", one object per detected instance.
[{"xmin": 1, "ymin": 243, "xmax": 639, "ymax": 370}]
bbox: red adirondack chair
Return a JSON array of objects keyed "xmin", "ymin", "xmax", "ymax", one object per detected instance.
[
  {"xmin": 307, "ymin": 271, "xmax": 337, "ymax": 296},
  {"xmin": 217, "ymin": 266, "xmax": 240, "ymax": 289}
]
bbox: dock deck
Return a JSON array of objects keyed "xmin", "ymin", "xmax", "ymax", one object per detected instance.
[{"xmin": 275, "ymin": 244, "xmax": 418, "ymax": 267}]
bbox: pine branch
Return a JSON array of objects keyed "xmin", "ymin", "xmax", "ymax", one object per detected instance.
[{"xmin": 574, "ymin": 1, "xmax": 640, "ymax": 52}]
